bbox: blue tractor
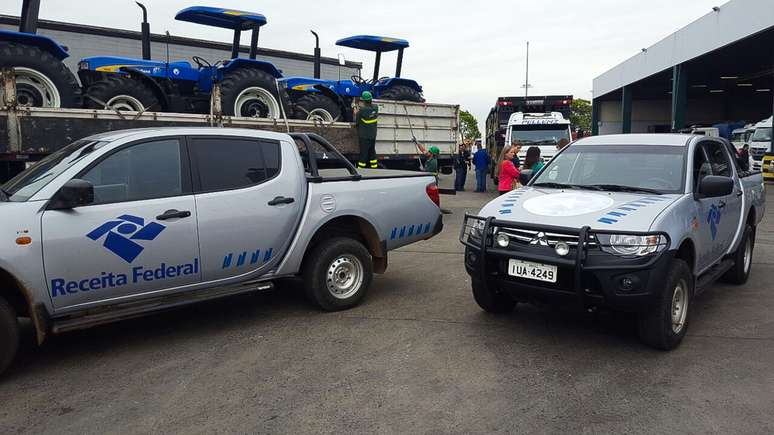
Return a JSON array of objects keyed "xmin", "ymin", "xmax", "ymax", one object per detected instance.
[
  {"xmin": 78, "ymin": 5, "xmax": 290, "ymax": 118},
  {"xmin": 284, "ymin": 35, "xmax": 424, "ymax": 122},
  {"xmin": 0, "ymin": 0, "xmax": 81, "ymax": 108}
]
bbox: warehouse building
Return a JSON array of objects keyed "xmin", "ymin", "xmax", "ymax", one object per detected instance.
[
  {"xmin": 0, "ymin": 14, "xmax": 362, "ymax": 82},
  {"xmin": 591, "ymin": 0, "xmax": 774, "ymax": 144}
]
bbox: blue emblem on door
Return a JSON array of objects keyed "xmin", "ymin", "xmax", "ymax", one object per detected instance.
[
  {"xmin": 707, "ymin": 204, "xmax": 722, "ymax": 240},
  {"xmin": 86, "ymin": 215, "xmax": 166, "ymax": 263}
]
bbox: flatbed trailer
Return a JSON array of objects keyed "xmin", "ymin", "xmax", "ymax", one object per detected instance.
[{"xmin": 0, "ymin": 72, "xmax": 459, "ymax": 181}]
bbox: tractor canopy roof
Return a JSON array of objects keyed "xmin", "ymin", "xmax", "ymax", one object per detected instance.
[
  {"xmin": 335, "ymin": 35, "xmax": 409, "ymax": 52},
  {"xmin": 175, "ymin": 6, "xmax": 267, "ymax": 30}
]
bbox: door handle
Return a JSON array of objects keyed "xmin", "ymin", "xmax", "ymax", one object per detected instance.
[
  {"xmin": 736, "ymin": 191, "xmax": 743, "ymax": 197},
  {"xmin": 268, "ymin": 196, "xmax": 295, "ymax": 206},
  {"xmin": 717, "ymin": 200, "xmax": 726, "ymax": 209},
  {"xmin": 156, "ymin": 209, "xmax": 191, "ymax": 220}
]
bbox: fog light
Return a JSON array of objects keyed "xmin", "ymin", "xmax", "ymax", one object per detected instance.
[
  {"xmin": 555, "ymin": 242, "xmax": 570, "ymax": 256},
  {"xmin": 496, "ymin": 233, "xmax": 510, "ymax": 248},
  {"xmin": 620, "ymin": 277, "xmax": 634, "ymax": 291},
  {"xmin": 467, "ymin": 251, "xmax": 477, "ymax": 264}
]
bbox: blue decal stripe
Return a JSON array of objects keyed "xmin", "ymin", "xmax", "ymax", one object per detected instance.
[
  {"xmin": 408, "ymin": 225, "xmax": 415, "ymax": 236},
  {"xmin": 250, "ymin": 249, "xmax": 261, "ymax": 264},
  {"xmin": 597, "ymin": 217, "xmax": 617, "ymax": 224},
  {"xmin": 399, "ymin": 226, "xmax": 406, "ymax": 238},
  {"xmin": 499, "ymin": 209, "xmax": 512, "ymax": 214},
  {"xmin": 424, "ymin": 223, "xmax": 431, "ymax": 234},
  {"xmin": 264, "ymin": 248, "xmax": 273, "ymax": 262},
  {"xmin": 222, "ymin": 253, "xmax": 233, "ymax": 268},
  {"xmin": 619, "ymin": 207, "xmax": 636, "ymax": 211},
  {"xmin": 236, "ymin": 252, "xmax": 247, "ymax": 267},
  {"xmin": 608, "ymin": 211, "xmax": 626, "ymax": 217},
  {"xmin": 390, "ymin": 228, "xmax": 397, "ymax": 240}
]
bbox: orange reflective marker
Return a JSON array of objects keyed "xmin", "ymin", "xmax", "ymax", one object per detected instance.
[{"xmin": 15, "ymin": 236, "xmax": 32, "ymax": 245}]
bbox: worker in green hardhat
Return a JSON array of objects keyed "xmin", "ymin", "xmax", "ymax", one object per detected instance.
[
  {"xmin": 415, "ymin": 141, "xmax": 440, "ymax": 177},
  {"xmin": 355, "ymin": 91, "xmax": 379, "ymax": 169}
]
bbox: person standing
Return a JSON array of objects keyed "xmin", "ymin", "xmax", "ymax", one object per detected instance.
[
  {"xmin": 355, "ymin": 91, "xmax": 379, "ymax": 169},
  {"xmin": 454, "ymin": 141, "xmax": 472, "ymax": 191},
  {"xmin": 497, "ymin": 145, "xmax": 521, "ymax": 195},
  {"xmin": 472, "ymin": 144, "xmax": 489, "ymax": 192},
  {"xmin": 523, "ymin": 146, "xmax": 545, "ymax": 172},
  {"xmin": 415, "ymin": 141, "xmax": 440, "ymax": 179}
]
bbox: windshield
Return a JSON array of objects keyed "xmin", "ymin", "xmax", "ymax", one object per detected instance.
[
  {"xmin": 1, "ymin": 140, "xmax": 104, "ymax": 202},
  {"xmin": 732, "ymin": 132, "xmax": 745, "ymax": 142},
  {"xmin": 532, "ymin": 145, "xmax": 685, "ymax": 194},
  {"xmin": 751, "ymin": 127, "xmax": 772, "ymax": 142},
  {"xmin": 510, "ymin": 124, "xmax": 570, "ymax": 146}
]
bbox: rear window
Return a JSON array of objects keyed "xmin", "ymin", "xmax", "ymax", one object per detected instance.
[{"xmin": 189, "ymin": 137, "xmax": 281, "ymax": 192}]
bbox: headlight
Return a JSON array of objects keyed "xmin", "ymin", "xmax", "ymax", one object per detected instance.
[
  {"xmin": 596, "ymin": 234, "xmax": 668, "ymax": 257},
  {"xmin": 463, "ymin": 217, "xmax": 487, "ymax": 245}
]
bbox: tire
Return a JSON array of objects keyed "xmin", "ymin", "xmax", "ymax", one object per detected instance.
[
  {"xmin": 84, "ymin": 75, "xmax": 159, "ymax": 112},
  {"xmin": 220, "ymin": 68, "xmax": 292, "ymax": 119},
  {"xmin": 292, "ymin": 93, "xmax": 341, "ymax": 122},
  {"xmin": 722, "ymin": 225, "xmax": 755, "ymax": 285},
  {"xmin": 0, "ymin": 297, "xmax": 20, "ymax": 377},
  {"xmin": 0, "ymin": 42, "xmax": 80, "ymax": 108},
  {"xmin": 379, "ymin": 85, "xmax": 424, "ymax": 102},
  {"xmin": 637, "ymin": 259, "xmax": 693, "ymax": 350},
  {"xmin": 302, "ymin": 237, "xmax": 373, "ymax": 311},
  {"xmin": 471, "ymin": 278, "xmax": 516, "ymax": 314}
]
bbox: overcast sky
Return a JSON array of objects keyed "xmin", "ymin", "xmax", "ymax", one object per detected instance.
[{"xmin": 3, "ymin": 0, "xmax": 725, "ymax": 131}]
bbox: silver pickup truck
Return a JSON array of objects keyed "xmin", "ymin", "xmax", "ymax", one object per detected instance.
[
  {"xmin": 461, "ymin": 134, "xmax": 765, "ymax": 350},
  {"xmin": 0, "ymin": 127, "xmax": 442, "ymax": 375}
]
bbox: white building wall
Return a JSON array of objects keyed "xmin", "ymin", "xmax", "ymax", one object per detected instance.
[{"xmin": 597, "ymin": 98, "xmax": 724, "ymax": 134}]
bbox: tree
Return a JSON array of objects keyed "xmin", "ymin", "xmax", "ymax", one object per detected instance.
[
  {"xmin": 459, "ymin": 110, "xmax": 481, "ymax": 141},
  {"xmin": 571, "ymin": 98, "xmax": 592, "ymax": 133}
]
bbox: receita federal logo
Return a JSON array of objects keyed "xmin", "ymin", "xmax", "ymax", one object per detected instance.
[{"xmin": 86, "ymin": 214, "xmax": 165, "ymax": 263}]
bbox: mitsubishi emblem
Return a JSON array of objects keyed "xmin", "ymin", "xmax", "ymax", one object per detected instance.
[{"xmin": 530, "ymin": 232, "xmax": 549, "ymax": 246}]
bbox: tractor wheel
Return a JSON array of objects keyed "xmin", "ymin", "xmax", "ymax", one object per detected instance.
[
  {"xmin": 84, "ymin": 75, "xmax": 160, "ymax": 112},
  {"xmin": 220, "ymin": 68, "xmax": 291, "ymax": 119},
  {"xmin": 379, "ymin": 85, "xmax": 424, "ymax": 103},
  {"xmin": 0, "ymin": 42, "xmax": 81, "ymax": 108},
  {"xmin": 292, "ymin": 93, "xmax": 341, "ymax": 122}
]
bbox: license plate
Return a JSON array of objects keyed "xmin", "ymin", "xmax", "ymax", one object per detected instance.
[{"xmin": 508, "ymin": 259, "xmax": 557, "ymax": 283}]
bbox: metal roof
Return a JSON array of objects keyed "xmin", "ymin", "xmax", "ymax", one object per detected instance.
[
  {"xmin": 593, "ymin": 0, "xmax": 774, "ymax": 98},
  {"xmin": 175, "ymin": 7, "xmax": 267, "ymax": 30},
  {"xmin": 336, "ymin": 35, "xmax": 409, "ymax": 52}
]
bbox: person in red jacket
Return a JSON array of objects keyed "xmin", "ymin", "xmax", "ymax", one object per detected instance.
[{"xmin": 497, "ymin": 144, "xmax": 521, "ymax": 194}]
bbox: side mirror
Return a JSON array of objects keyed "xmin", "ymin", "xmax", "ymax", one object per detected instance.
[
  {"xmin": 49, "ymin": 179, "xmax": 94, "ymax": 210},
  {"xmin": 697, "ymin": 175, "xmax": 733, "ymax": 198}
]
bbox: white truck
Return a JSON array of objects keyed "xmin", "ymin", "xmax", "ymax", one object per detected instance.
[
  {"xmin": 505, "ymin": 111, "xmax": 572, "ymax": 166},
  {"xmin": 749, "ymin": 117, "xmax": 772, "ymax": 177}
]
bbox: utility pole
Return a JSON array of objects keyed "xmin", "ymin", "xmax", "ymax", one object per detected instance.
[{"xmin": 521, "ymin": 41, "xmax": 533, "ymax": 98}]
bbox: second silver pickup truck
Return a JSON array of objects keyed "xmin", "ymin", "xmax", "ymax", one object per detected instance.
[{"xmin": 0, "ymin": 127, "xmax": 443, "ymax": 375}]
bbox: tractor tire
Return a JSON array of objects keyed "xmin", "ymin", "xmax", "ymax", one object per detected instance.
[
  {"xmin": 84, "ymin": 75, "xmax": 160, "ymax": 112},
  {"xmin": 292, "ymin": 93, "xmax": 341, "ymax": 122},
  {"xmin": 379, "ymin": 85, "xmax": 424, "ymax": 103},
  {"xmin": 220, "ymin": 68, "xmax": 292, "ymax": 119},
  {"xmin": 0, "ymin": 42, "xmax": 81, "ymax": 108}
]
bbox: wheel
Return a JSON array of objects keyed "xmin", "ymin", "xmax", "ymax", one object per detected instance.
[
  {"xmin": 292, "ymin": 93, "xmax": 341, "ymax": 122},
  {"xmin": 0, "ymin": 296, "xmax": 20, "ymax": 377},
  {"xmin": 220, "ymin": 68, "xmax": 291, "ymax": 119},
  {"xmin": 84, "ymin": 75, "xmax": 159, "ymax": 112},
  {"xmin": 637, "ymin": 259, "xmax": 693, "ymax": 350},
  {"xmin": 302, "ymin": 237, "xmax": 373, "ymax": 311},
  {"xmin": 722, "ymin": 225, "xmax": 754, "ymax": 285},
  {"xmin": 0, "ymin": 42, "xmax": 80, "ymax": 108},
  {"xmin": 378, "ymin": 85, "xmax": 424, "ymax": 102},
  {"xmin": 471, "ymin": 278, "xmax": 516, "ymax": 314}
]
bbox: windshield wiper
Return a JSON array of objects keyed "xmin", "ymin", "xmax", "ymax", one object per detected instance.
[
  {"xmin": 581, "ymin": 184, "xmax": 664, "ymax": 195},
  {"xmin": 533, "ymin": 182, "xmax": 580, "ymax": 189}
]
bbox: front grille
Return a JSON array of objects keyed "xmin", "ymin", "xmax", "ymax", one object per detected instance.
[{"xmin": 496, "ymin": 227, "xmax": 597, "ymax": 249}]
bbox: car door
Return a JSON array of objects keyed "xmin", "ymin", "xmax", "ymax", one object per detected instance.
[
  {"xmin": 691, "ymin": 142, "xmax": 716, "ymax": 273},
  {"xmin": 42, "ymin": 137, "xmax": 201, "ymax": 311},
  {"xmin": 187, "ymin": 136, "xmax": 303, "ymax": 283},
  {"xmin": 703, "ymin": 140, "xmax": 743, "ymax": 254}
]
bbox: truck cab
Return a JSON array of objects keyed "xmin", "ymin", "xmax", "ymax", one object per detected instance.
[
  {"xmin": 505, "ymin": 112, "xmax": 572, "ymax": 165},
  {"xmin": 749, "ymin": 117, "xmax": 772, "ymax": 176}
]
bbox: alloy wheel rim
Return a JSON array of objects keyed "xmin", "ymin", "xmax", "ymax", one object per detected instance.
[
  {"xmin": 306, "ymin": 108, "xmax": 334, "ymax": 122},
  {"xmin": 234, "ymin": 87, "xmax": 280, "ymax": 119},
  {"xmin": 13, "ymin": 67, "xmax": 61, "ymax": 108},
  {"xmin": 105, "ymin": 95, "xmax": 145, "ymax": 112},
  {"xmin": 326, "ymin": 255, "xmax": 364, "ymax": 299},
  {"xmin": 671, "ymin": 279, "xmax": 689, "ymax": 334}
]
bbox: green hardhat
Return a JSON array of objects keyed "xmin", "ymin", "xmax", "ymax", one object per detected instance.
[
  {"xmin": 428, "ymin": 146, "xmax": 440, "ymax": 156},
  {"xmin": 361, "ymin": 91, "xmax": 373, "ymax": 101}
]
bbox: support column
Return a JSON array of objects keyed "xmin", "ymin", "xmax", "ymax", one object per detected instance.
[
  {"xmin": 671, "ymin": 64, "xmax": 687, "ymax": 132},
  {"xmin": 621, "ymin": 86, "xmax": 632, "ymax": 134},
  {"xmin": 591, "ymin": 98, "xmax": 600, "ymax": 136}
]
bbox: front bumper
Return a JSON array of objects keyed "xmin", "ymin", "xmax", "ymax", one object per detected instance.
[{"xmin": 461, "ymin": 215, "xmax": 673, "ymax": 312}]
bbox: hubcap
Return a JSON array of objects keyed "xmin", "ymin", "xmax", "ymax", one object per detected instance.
[
  {"xmin": 306, "ymin": 108, "xmax": 334, "ymax": 122},
  {"xmin": 105, "ymin": 95, "xmax": 145, "ymax": 112},
  {"xmin": 12, "ymin": 67, "xmax": 61, "ymax": 108},
  {"xmin": 671, "ymin": 279, "xmax": 689, "ymax": 334},
  {"xmin": 325, "ymin": 255, "xmax": 364, "ymax": 299},
  {"xmin": 234, "ymin": 87, "xmax": 280, "ymax": 119},
  {"xmin": 743, "ymin": 236, "xmax": 752, "ymax": 274}
]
